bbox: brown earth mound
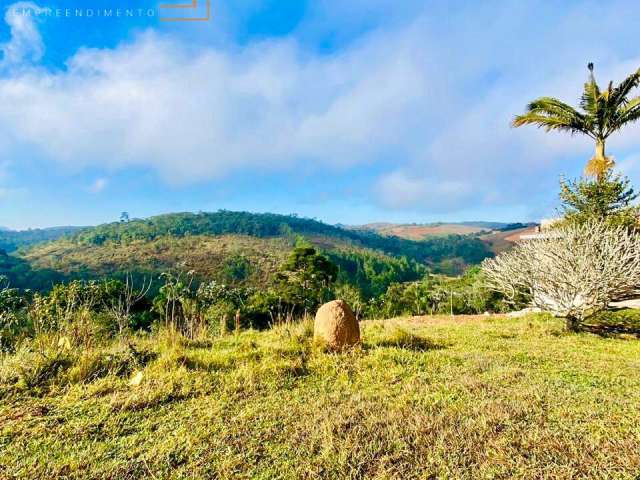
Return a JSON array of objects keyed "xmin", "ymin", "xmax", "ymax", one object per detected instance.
[{"xmin": 314, "ymin": 300, "xmax": 360, "ymax": 350}]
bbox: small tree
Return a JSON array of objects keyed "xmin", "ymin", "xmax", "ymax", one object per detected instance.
[
  {"xmin": 482, "ymin": 221, "xmax": 640, "ymax": 331},
  {"xmin": 154, "ymin": 271, "xmax": 195, "ymax": 331},
  {"xmin": 104, "ymin": 273, "xmax": 152, "ymax": 334},
  {"xmin": 558, "ymin": 171, "xmax": 639, "ymax": 229},
  {"xmin": 221, "ymin": 254, "xmax": 252, "ymax": 284},
  {"xmin": 274, "ymin": 242, "xmax": 337, "ymax": 319}
]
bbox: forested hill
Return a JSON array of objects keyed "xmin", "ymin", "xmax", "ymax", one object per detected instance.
[
  {"xmin": 71, "ymin": 211, "xmax": 493, "ymax": 265},
  {"xmin": 0, "ymin": 226, "xmax": 82, "ymax": 253}
]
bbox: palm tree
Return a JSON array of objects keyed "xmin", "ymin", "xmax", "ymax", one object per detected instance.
[{"xmin": 513, "ymin": 63, "xmax": 640, "ymax": 180}]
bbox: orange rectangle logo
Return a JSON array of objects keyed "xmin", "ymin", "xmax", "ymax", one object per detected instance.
[{"xmin": 160, "ymin": 0, "xmax": 211, "ymax": 21}]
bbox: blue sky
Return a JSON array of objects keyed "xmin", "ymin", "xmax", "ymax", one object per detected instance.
[{"xmin": 2, "ymin": 0, "xmax": 640, "ymax": 229}]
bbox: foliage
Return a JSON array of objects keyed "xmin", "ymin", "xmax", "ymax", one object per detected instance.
[
  {"xmin": 273, "ymin": 242, "xmax": 337, "ymax": 319},
  {"xmin": 329, "ymin": 250, "xmax": 426, "ymax": 298},
  {"xmin": 0, "ymin": 277, "xmax": 31, "ymax": 352},
  {"xmin": 0, "ymin": 248, "xmax": 66, "ymax": 291},
  {"xmin": 197, "ymin": 280, "xmax": 257, "ymax": 332},
  {"xmin": 0, "ymin": 237, "xmax": 507, "ymax": 352},
  {"xmin": 153, "ymin": 271, "xmax": 200, "ymax": 336},
  {"xmin": 29, "ymin": 281, "xmax": 97, "ymax": 333},
  {"xmin": 0, "ymin": 226, "xmax": 80, "ymax": 253},
  {"xmin": 9, "ymin": 211, "xmax": 494, "ymax": 300},
  {"xmin": 496, "ymin": 222, "xmax": 532, "ymax": 232},
  {"xmin": 482, "ymin": 221, "xmax": 640, "ymax": 330},
  {"xmin": 558, "ymin": 171, "xmax": 639, "ymax": 229},
  {"xmin": 69, "ymin": 210, "xmax": 493, "ymax": 266},
  {"xmin": 513, "ymin": 63, "xmax": 640, "ymax": 179},
  {"xmin": 102, "ymin": 274, "xmax": 153, "ymax": 334},
  {"xmin": 366, "ymin": 267, "xmax": 508, "ymax": 319},
  {"xmin": 221, "ymin": 254, "xmax": 252, "ymax": 284}
]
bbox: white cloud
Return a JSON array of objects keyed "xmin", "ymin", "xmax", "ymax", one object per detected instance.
[
  {"xmin": 375, "ymin": 170, "xmax": 476, "ymax": 212},
  {"xmin": 2, "ymin": 0, "xmax": 640, "ymax": 216},
  {"xmin": 0, "ymin": 18, "xmax": 434, "ymax": 184},
  {"xmin": 87, "ymin": 177, "xmax": 108, "ymax": 193},
  {"xmin": 0, "ymin": 2, "xmax": 45, "ymax": 68}
]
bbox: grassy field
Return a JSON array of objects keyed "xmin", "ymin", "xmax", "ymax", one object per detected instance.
[{"xmin": 1, "ymin": 314, "xmax": 640, "ymax": 479}]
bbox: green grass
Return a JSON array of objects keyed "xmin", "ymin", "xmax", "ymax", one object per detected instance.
[{"xmin": 1, "ymin": 314, "xmax": 640, "ymax": 479}]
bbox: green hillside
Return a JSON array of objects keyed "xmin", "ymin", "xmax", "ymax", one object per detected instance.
[
  {"xmin": 1, "ymin": 211, "xmax": 494, "ymax": 295},
  {"xmin": 0, "ymin": 226, "xmax": 82, "ymax": 253},
  {"xmin": 70, "ymin": 211, "xmax": 492, "ymax": 264}
]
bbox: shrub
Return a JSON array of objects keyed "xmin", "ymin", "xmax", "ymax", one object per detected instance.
[
  {"xmin": 482, "ymin": 221, "xmax": 640, "ymax": 330},
  {"xmin": 559, "ymin": 172, "xmax": 639, "ymax": 229},
  {"xmin": 0, "ymin": 279, "xmax": 31, "ymax": 352},
  {"xmin": 363, "ymin": 268, "xmax": 509, "ymax": 319},
  {"xmin": 203, "ymin": 301, "xmax": 237, "ymax": 336}
]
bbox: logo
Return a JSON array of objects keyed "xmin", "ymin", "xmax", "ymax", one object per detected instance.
[{"xmin": 160, "ymin": 0, "xmax": 211, "ymax": 21}]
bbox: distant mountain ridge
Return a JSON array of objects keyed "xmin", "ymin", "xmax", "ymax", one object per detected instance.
[
  {"xmin": 2, "ymin": 211, "xmax": 497, "ymax": 291},
  {"xmin": 68, "ymin": 210, "xmax": 493, "ymax": 265},
  {"xmin": 351, "ymin": 221, "xmax": 536, "ymax": 239},
  {"xmin": 0, "ymin": 226, "xmax": 83, "ymax": 253}
]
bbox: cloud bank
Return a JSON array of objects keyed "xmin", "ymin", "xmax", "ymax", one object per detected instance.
[{"xmin": 2, "ymin": 0, "xmax": 640, "ymax": 216}]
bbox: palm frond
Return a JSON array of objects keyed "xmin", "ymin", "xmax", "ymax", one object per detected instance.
[
  {"xmin": 512, "ymin": 113, "xmax": 589, "ymax": 135},
  {"xmin": 608, "ymin": 68, "xmax": 640, "ymax": 108},
  {"xmin": 512, "ymin": 97, "xmax": 591, "ymax": 135},
  {"xmin": 610, "ymin": 95, "xmax": 640, "ymax": 130},
  {"xmin": 580, "ymin": 78, "xmax": 601, "ymax": 116}
]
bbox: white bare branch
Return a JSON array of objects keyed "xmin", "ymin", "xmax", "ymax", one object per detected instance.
[
  {"xmin": 481, "ymin": 221, "xmax": 640, "ymax": 327},
  {"xmin": 107, "ymin": 273, "xmax": 152, "ymax": 333}
]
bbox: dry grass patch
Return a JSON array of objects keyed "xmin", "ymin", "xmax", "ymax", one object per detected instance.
[{"xmin": 1, "ymin": 314, "xmax": 639, "ymax": 478}]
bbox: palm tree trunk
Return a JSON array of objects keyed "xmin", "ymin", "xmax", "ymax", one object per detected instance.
[{"xmin": 595, "ymin": 139, "xmax": 605, "ymax": 162}]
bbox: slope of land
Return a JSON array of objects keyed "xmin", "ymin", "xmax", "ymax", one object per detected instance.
[
  {"xmin": 0, "ymin": 226, "xmax": 82, "ymax": 253},
  {"xmin": 362, "ymin": 223, "xmax": 490, "ymax": 239},
  {"xmin": 22, "ymin": 234, "xmax": 389, "ymax": 288},
  {"xmin": 21, "ymin": 235, "xmax": 290, "ymax": 287},
  {"xmin": 355, "ymin": 221, "xmax": 539, "ymax": 254},
  {"xmin": 67, "ymin": 211, "xmax": 492, "ymax": 265},
  {"xmin": 480, "ymin": 225, "xmax": 540, "ymax": 254},
  {"xmin": 1, "ymin": 314, "xmax": 639, "ymax": 478},
  {"xmin": 3, "ymin": 211, "xmax": 495, "ymax": 289}
]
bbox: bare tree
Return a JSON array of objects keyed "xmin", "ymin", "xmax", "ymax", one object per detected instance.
[
  {"xmin": 107, "ymin": 273, "xmax": 152, "ymax": 334},
  {"xmin": 482, "ymin": 221, "xmax": 640, "ymax": 331}
]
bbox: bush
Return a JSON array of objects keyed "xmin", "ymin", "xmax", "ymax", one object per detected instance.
[
  {"xmin": 0, "ymin": 280, "xmax": 31, "ymax": 352},
  {"xmin": 482, "ymin": 221, "xmax": 640, "ymax": 330},
  {"xmin": 558, "ymin": 172, "xmax": 639, "ymax": 229},
  {"xmin": 363, "ymin": 268, "xmax": 509, "ymax": 319}
]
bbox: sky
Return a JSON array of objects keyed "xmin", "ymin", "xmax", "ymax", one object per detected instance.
[{"xmin": 1, "ymin": 0, "xmax": 640, "ymax": 230}]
